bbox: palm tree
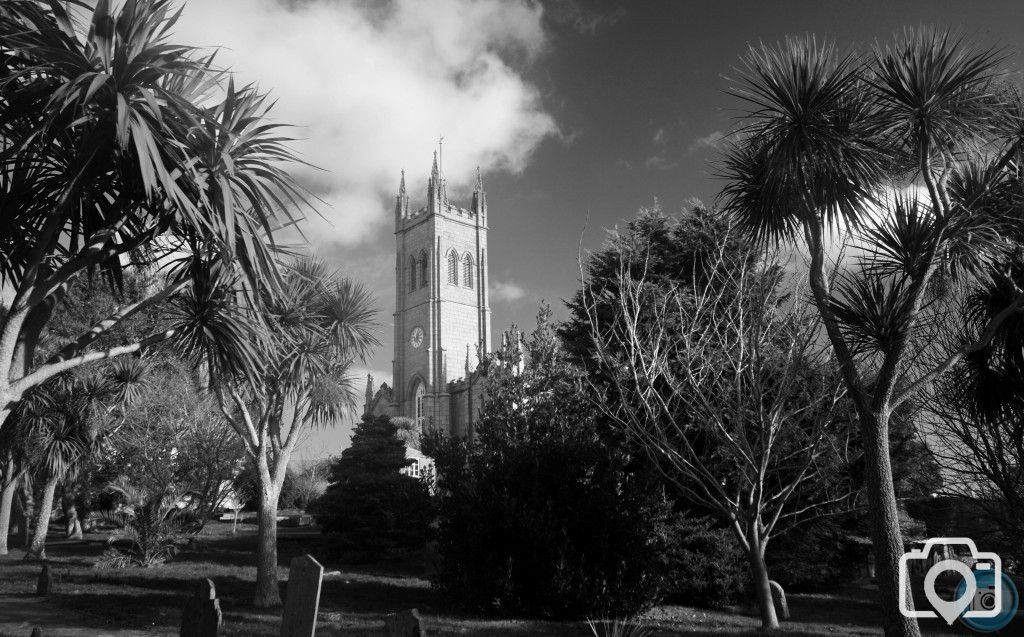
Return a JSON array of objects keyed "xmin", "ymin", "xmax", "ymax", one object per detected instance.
[
  {"xmin": 719, "ymin": 30, "xmax": 1024, "ymax": 637},
  {"xmin": 170, "ymin": 257, "xmax": 378, "ymax": 607},
  {"xmin": 19, "ymin": 359, "xmax": 148, "ymax": 559},
  {"xmin": 0, "ymin": 0, "xmax": 310, "ymax": 431}
]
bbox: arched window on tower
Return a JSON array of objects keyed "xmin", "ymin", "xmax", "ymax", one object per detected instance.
[
  {"xmin": 463, "ymin": 254, "xmax": 474, "ymax": 288},
  {"xmin": 447, "ymin": 250, "xmax": 459, "ymax": 285},
  {"xmin": 409, "ymin": 254, "xmax": 418, "ymax": 292},
  {"xmin": 413, "ymin": 381, "xmax": 425, "ymax": 430},
  {"xmin": 419, "ymin": 250, "xmax": 428, "ymax": 289}
]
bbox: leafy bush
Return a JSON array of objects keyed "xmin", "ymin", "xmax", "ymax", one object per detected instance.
[
  {"xmin": 662, "ymin": 516, "xmax": 746, "ymax": 608},
  {"xmin": 97, "ymin": 482, "xmax": 197, "ymax": 568},
  {"xmin": 310, "ymin": 414, "xmax": 433, "ymax": 560},
  {"xmin": 430, "ymin": 308, "xmax": 678, "ymax": 619}
]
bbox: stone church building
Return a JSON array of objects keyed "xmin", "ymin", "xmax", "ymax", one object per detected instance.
[{"xmin": 363, "ymin": 152, "xmax": 491, "ymax": 440}]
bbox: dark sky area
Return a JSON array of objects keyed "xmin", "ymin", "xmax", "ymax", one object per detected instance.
[{"xmin": 485, "ymin": 0, "xmax": 1024, "ymax": 336}]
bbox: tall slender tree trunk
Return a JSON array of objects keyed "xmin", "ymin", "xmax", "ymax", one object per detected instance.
[
  {"xmin": 15, "ymin": 484, "xmax": 34, "ymax": 548},
  {"xmin": 862, "ymin": 409, "xmax": 920, "ymax": 637},
  {"xmin": 2, "ymin": 297, "xmax": 58, "ymax": 437},
  {"xmin": 254, "ymin": 483, "xmax": 282, "ymax": 607},
  {"xmin": 807, "ymin": 238, "xmax": 920, "ymax": 637},
  {"xmin": 26, "ymin": 477, "xmax": 57, "ymax": 560},
  {"xmin": 747, "ymin": 527, "xmax": 780, "ymax": 630},
  {"xmin": 0, "ymin": 474, "xmax": 16, "ymax": 555}
]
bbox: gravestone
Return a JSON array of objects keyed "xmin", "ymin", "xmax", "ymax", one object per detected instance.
[
  {"xmin": 769, "ymin": 580, "xmax": 790, "ymax": 620},
  {"xmin": 180, "ymin": 578, "xmax": 222, "ymax": 637},
  {"xmin": 30, "ymin": 628, "xmax": 42, "ymax": 637},
  {"xmin": 35, "ymin": 562, "xmax": 51, "ymax": 596},
  {"xmin": 384, "ymin": 609, "xmax": 426, "ymax": 637},
  {"xmin": 280, "ymin": 554, "xmax": 324, "ymax": 637}
]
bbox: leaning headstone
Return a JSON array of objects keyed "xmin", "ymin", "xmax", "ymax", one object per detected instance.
[
  {"xmin": 180, "ymin": 578, "xmax": 222, "ymax": 637},
  {"xmin": 35, "ymin": 562, "xmax": 51, "ymax": 596},
  {"xmin": 384, "ymin": 609, "xmax": 426, "ymax": 637},
  {"xmin": 769, "ymin": 580, "xmax": 790, "ymax": 620},
  {"xmin": 30, "ymin": 628, "xmax": 42, "ymax": 637},
  {"xmin": 280, "ymin": 554, "xmax": 324, "ymax": 637}
]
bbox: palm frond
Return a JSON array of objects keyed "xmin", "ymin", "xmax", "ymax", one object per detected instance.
[
  {"xmin": 870, "ymin": 27, "xmax": 1006, "ymax": 161},
  {"xmin": 164, "ymin": 258, "xmax": 266, "ymax": 382},
  {"xmin": 828, "ymin": 272, "xmax": 920, "ymax": 355},
  {"xmin": 321, "ymin": 278, "xmax": 380, "ymax": 363},
  {"xmin": 719, "ymin": 35, "xmax": 889, "ymax": 243}
]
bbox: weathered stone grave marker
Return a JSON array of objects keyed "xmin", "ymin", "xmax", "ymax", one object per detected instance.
[
  {"xmin": 384, "ymin": 608, "xmax": 426, "ymax": 637},
  {"xmin": 180, "ymin": 578, "xmax": 222, "ymax": 637},
  {"xmin": 280, "ymin": 554, "xmax": 324, "ymax": 637},
  {"xmin": 35, "ymin": 562, "xmax": 51, "ymax": 596},
  {"xmin": 769, "ymin": 580, "xmax": 790, "ymax": 620}
]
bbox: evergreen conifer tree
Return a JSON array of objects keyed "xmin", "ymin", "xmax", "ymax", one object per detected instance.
[{"xmin": 313, "ymin": 414, "xmax": 432, "ymax": 559}]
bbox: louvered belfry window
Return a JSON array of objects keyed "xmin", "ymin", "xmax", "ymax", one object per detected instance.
[
  {"xmin": 448, "ymin": 251, "xmax": 459, "ymax": 285},
  {"xmin": 464, "ymin": 254, "xmax": 474, "ymax": 288}
]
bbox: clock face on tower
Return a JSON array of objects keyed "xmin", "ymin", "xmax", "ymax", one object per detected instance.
[{"xmin": 409, "ymin": 326, "xmax": 424, "ymax": 349}]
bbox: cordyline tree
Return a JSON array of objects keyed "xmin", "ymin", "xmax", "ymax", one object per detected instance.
[
  {"xmin": 0, "ymin": 0, "xmax": 309, "ymax": 431},
  {"xmin": 15, "ymin": 358, "xmax": 147, "ymax": 559},
  {"xmin": 581, "ymin": 218, "xmax": 852, "ymax": 630},
  {"xmin": 719, "ymin": 30, "xmax": 1024, "ymax": 636},
  {"xmin": 171, "ymin": 257, "xmax": 378, "ymax": 607}
]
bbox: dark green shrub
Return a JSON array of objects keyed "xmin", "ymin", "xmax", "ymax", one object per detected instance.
[
  {"xmin": 430, "ymin": 307, "xmax": 677, "ymax": 619},
  {"xmin": 662, "ymin": 516, "xmax": 746, "ymax": 608},
  {"xmin": 311, "ymin": 414, "xmax": 433, "ymax": 560}
]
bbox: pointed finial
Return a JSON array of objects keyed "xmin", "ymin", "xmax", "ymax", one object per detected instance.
[
  {"xmin": 476, "ymin": 166, "xmax": 483, "ymax": 191},
  {"xmin": 399, "ymin": 169, "xmax": 406, "ymax": 195}
]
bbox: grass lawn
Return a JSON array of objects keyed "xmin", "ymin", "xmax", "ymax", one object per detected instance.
[{"xmin": 0, "ymin": 519, "xmax": 1009, "ymax": 636}]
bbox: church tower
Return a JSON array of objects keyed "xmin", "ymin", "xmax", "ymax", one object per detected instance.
[{"xmin": 391, "ymin": 150, "xmax": 491, "ymax": 436}]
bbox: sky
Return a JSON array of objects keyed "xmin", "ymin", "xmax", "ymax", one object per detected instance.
[{"xmin": 171, "ymin": 0, "xmax": 1024, "ymax": 459}]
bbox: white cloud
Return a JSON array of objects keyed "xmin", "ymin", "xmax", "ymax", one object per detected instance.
[
  {"xmin": 688, "ymin": 130, "xmax": 726, "ymax": 154},
  {"xmin": 174, "ymin": 0, "xmax": 558, "ymax": 247},
  {"xmin": 644, "ymin": 155, "xmax": 676, "ymax": 170},
  {"xmin": 491, "ymin": 280, "xmax": 527, "ymax": 302}
]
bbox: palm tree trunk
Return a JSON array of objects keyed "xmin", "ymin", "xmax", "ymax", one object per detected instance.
[
  {"xmin": 747, "ymin": 526, "xmax": 780, "ymax": 630},
  {"xmin": 15, "ymin": 484, "xmax": 33, "ymax": 548},
  {"xmin": 0, "ymin": 474, "xmax": 16, "ymax": 555},
  {"xmin": 26, "ymin": 477, "xmax": 57, "ymax": 560},
  {"xmin": 254, "ymin": 483, "xmax": 282, "ymax": 607},
  {"xmin": 863, "ymin": 408, "xmax": 920, "ymax": 637}
]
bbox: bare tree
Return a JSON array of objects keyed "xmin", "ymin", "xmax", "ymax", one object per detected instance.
[
  {"xmin": 924, "ymin": 379, "xmax": 1024, "ymax": 564},
  {"xmin": 290, "ymin": 460, "xmax": 331, "ymax": 512},
  {"xmin": 581, "ymin": 229, "xmax": 853, "ymax": 630}
]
